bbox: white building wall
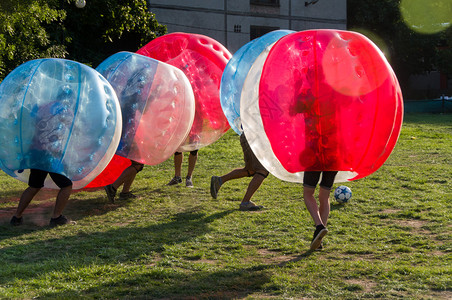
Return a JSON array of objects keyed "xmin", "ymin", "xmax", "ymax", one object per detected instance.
[{"xmin": 147, "ymin": 0, "xmax": 347, "ymax": 53}]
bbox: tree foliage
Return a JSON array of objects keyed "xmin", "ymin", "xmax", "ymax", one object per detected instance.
[
  {"xmin": 0, "ymin": 0, "xmax": 166, "ymax": 80},
  {"xmin": 0, "ymin": 0, "xmax": 66, "ymax": 79},
  {"xmin": 436, "ymin": 29, "xmax": 452, "ymax": 77},
  {"xmin": 61, "ymin": 0, "xmax": 166, "ymax": 67},
  {"xmin": 348, "ymin": 0, "xmax": 451, "ymax": 97}
]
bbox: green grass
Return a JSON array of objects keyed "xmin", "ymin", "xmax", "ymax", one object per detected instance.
[{"xmin": 0, "ymin": 113, "xmax": 451, "ymax": 299}]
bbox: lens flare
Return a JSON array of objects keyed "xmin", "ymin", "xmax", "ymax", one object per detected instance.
[
  {"xmin": 400, "ymin": 0, "xmax": 452, "ymax": 34},
  {"xmin": 348, "ymin": 28, "xmax": 390, "ymax": 62},
  {"xmin": 75, "ymin": 0, "xmax": 86, "ymax": 8},
  {"xmin": 322, "ymin": 31, "xmax": 390, "ymax": 97}
]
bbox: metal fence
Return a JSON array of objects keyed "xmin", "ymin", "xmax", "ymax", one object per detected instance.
[{"xmin": 404, "ymin": 97, "xmax": 452, "ymax": 114}]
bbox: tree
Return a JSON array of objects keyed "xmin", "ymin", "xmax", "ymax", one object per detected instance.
[
  {"xmin": 347, "ymin": 0, "xmax": 447, "ymax": 98},
  {"xmin": 61, "ymin": 0, "xmax": 167, "ymax": 67},
  {"xmin": 436, "ymin": 28, "xmax": 452, "ymax": 78},
  {"xmin": 0, "ymin": 0, "xmax": 66, "ymax": 79},
  {"xmin": 0, "ymin": 0, "xmax": 166, "ymax": 80}
]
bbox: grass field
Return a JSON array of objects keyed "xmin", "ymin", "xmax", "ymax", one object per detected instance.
[{"xmin": 0, "ymin": 113, "xmax": 451, "ymax": 299}]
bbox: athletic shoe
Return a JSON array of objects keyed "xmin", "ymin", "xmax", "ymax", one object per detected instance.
[
  {"xmin": 210, "ymin": 176, "xmax": 222, "ymax": 199},
  {"xmin": 104, "ymin": 184, "xmax": 117, "ymax": 203},
  {"xmin": 167, "ymin": 176, "xmax": 182, "ymax": 186},
  {"xmin": 185, "ymin": 176, "xmax": 194, "ymax": 188},
  {"xmin": 239, "ymin": 201, "xmax": 264, "ymax": 211},
  {"xmin": 310, "ymin": 224, "xmax": 328, "ymax": 250},
  {"xmin": 119, "ymin": 191, "xmax": 137, "ymax": 200},
  {"xmin": 316, "ymin": 243, "xmax": 323, "ymax": 251},
  {"xmin": 10, "ymin": 216, "xmax": 23, "ymax": 226},
  {"xmin": 49, "ymin": 215, "xmax": 75, "ymax": 227}
]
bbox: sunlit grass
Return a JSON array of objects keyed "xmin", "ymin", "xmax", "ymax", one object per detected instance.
[{"xmin": 0, "ymin": 113, "xmax": 451, "ymax": 299}]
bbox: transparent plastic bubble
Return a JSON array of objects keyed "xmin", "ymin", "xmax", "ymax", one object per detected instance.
[
  {"xmin": 137, "ymin": 32, "xmax": 232, "ymax": 151},
  {"xmin": 96, "ymin": 51, "xmax": 195, "ymax": 165},
  {"xmin": 84, "ymin": 154, "xmax": 132, "ymax": 188},
  {"xmin": 220, "ymin": 30, "xmax": 294, "ymax": 135},
  {"xmin": 241, "ymin": 43, "xmax": 305, "ymax": 182},
  {"xmin": 0, "ymin": 58, "xmax": 122, "ymax": 189},
  {"xmin": 243, "ymin": 30, "xmax": 403, "ymax": 183}
]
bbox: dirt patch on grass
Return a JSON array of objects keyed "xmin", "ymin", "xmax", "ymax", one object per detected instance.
[
  {"xmin": 344, "ymin": 278, "xmax": 377, "ymax": 293},
  {"xmin": 196, "ymin": 259, "xmax": 218, "ymax": 265},
  {"xmin": 112, "ymin": 220, "xmax": 135, "ymax": 227},
  {"xmin": 429, "ymin": 290, "xmax": 452, "ymax": 300},
  {"xmin": 0, "ymin": 196, "xmax": 57, "ymax": 226},
  {"xmin": 379, "ymin": 209, "xmax": 401, "ymax": 214},
  {"xmin": 195, "ymin": 291, "xmax": 279, "ymax": 299},
  {"xmin": 256, "ymin": 248, "xmax": 300, "ymax": 264},
  {"xmin": 0, "ymin": 196, "xmax": 20, "ymax": 204},
  {"xmin": 387, "ymin": 218, "xmax": 448, "ymax": 250},
  {"xmin": 392, "ymin": 219, "xmax": 430, "ymax": 233},
  {"xmin": 332, "ymin": 252, "xmax": 380, "ymax": 262}
]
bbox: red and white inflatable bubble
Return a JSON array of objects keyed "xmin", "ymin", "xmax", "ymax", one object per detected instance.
[
  {"xmin": 242, "ymin": 30, "xmax": 403, "ymax": 182},
  {"xmin": 84, "ymin": 154, "xmax": 131, "ymax": 188},
  {"xmin": 137, "ymin": 32, "xmax": 232, "ymax": 151},
  {"xmin": 86, "ymin": 51, "xmax": 195, "ymax": 188}
]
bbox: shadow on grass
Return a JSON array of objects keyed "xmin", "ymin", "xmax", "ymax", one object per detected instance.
[
  {"xmin": 0, "ymin": 188, "xmax": 66, "ymax": 236},
  {"xmin": 331, "ymin": 202, "xmax": 348, "ymax": 211},
  {"xmin": 0, "ymin": 209, "xmax": 235, "ymax": 279},
  {"xmin": 0, "ymin": 186, "xmax": 141, "ymax": 241},
  {"xmin": 0, "ymin": 181, "xmax": 214, "ymax": 242},
  {"xmin": 34, "ymin": 243, "xmax": 316, "ymax": 299},
  {"xmin": 0, "ymin": 206, "xmax": 311, "ymax": 298},
  {"xmin": 41, "ymin": 264, "xmax": 274, "ymax": 299},
  {"xmin": 0, "ymin": 188, "xmax": 26, "ymax": 204},
  {"xmin": 0, "ymin": 183, "xmax": 205, "ymax": 228},
  {"xmin": 28, "ymin": 238, "xmax": 316, "ymax": 299}
]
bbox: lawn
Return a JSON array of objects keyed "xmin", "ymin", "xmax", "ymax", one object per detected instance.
[{"xmin": 0, "ymin": 113, "xmax": 451, "ymax": 299}]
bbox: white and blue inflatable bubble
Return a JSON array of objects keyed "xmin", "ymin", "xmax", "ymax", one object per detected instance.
[
  {"xmin": 220, "ymin": 30, "xmax": 294, "ymax": 134},
  {"xmin": 0, "ymin": 58, "xmax": 122, "ymax": 189}
]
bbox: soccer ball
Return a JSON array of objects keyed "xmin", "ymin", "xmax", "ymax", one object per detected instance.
[{"xmin": 334, "ymin": 186, "xmax": 352, "ymax": 203}]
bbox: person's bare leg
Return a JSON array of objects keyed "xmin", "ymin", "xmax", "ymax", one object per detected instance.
[
  {"xmin": 14, "ymin": 187, "xmax": 40, "ymax": 218},
  {"xmin": 111, "ymin": 166, "xmax": 137, "ymax": 190},
  {"xmin": 121, "ymin": 171, "xmax": 137, "ymax": 194},
  {"xmin": 52, "ymin": 185, "xmax": 72, "ymax": 218},
  {"xmin": 220, "ymin": 168, "xmax": 249, "ymax": 184},
  {"xmin": 174, "ymin": 153, "xmax": 183, "ymax": 177},
  {"xmin": 241, "ymin": 173, "xmax": 265, "ymax": 203},
  {"xmin": 318, "ymin": 187, "xmax": 331, "ymax": 226},
  {"xmin": 211, "ymin": 168, "xmax": 249, "ymax": 198},
  {"xmin": 186, "ymin": 152, "xmax": 198, "ymax": 178},
  {"xmin": 304, "ymin": 186, "xmax": 328, "ymax": 250},
  {"xmin": 303, "ymin": 186, "xmax": 323, "ymax": 226}
]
